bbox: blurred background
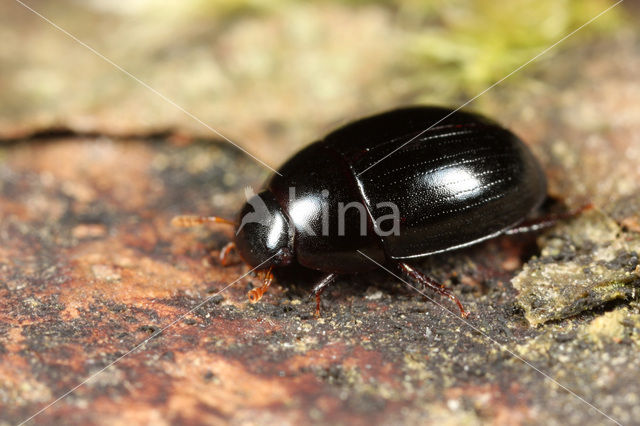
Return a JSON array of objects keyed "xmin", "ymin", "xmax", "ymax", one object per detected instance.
[{"xmin": 0, "ymin": 0, "xmax": 631, "ymax": 168}]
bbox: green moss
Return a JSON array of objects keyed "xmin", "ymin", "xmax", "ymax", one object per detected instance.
[
  {"xmin": 399, "ymin": 0, "xmax": 625, "ymax": 98},
  {"xmin": 182, "ymin": 0, "xmax": 625, "ymax": 98}
]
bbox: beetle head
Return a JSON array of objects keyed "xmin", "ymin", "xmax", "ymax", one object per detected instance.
[{"xmin": 234, "ymin": 189, "xmax": 294, "ymax": 269}]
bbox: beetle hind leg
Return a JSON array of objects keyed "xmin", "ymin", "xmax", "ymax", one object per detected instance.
[
  {"xmin": 398, "ymin": 262, "xmax": 468, "ymax": 318},
  {"xmin": 504, "ymin": 202, "xmax": 593, "ymax": 235}
]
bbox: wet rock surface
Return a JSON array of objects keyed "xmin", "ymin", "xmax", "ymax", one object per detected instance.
[{"xmin": 2, "ymin": 135, "xmax": 639, "ymax": 425}]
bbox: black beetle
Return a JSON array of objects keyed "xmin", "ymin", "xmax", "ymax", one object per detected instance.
[{"xmin": 174, "ymin": 106, "xmax": 553, "ymax": 317}]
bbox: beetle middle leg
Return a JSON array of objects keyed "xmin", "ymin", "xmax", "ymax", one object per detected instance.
[
  {"xmin": 309, "ymin": 273, "xmax": 337, "ymax": 318},
  {"xmin": 398, "ymin": 262, "xmax": 468, "ymax": 318}
]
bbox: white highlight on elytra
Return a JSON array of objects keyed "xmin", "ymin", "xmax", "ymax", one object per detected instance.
[{"xmin": 433, "ymin": 167, "xmax": 481, "ymax": 198}]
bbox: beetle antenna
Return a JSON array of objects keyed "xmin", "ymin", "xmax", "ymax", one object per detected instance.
[{"xmin": 171, "ymin": 215, "xmax": 236, "ymax": 228}]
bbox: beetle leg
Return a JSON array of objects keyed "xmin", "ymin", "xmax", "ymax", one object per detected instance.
[
  {"xmin": 248, "ymin": 267, "xmax": 274, "ymax": 303},
  {"xmin": 310, "ymin": 273, "xmax": 337, "ymax": 318},
  {"xmin": 219, "ymin": 242, "xmax": 236, "ymax": 266},
  {"xmin": 398, "ymin": 262, "xmax": 468, "ymax": 318},
  {"xmin": 504, "ymin": 203, "xmax": 593, "ymax": 235}
]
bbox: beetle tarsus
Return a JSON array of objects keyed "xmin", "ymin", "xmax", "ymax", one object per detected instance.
[
  {"xmin": 398, "ymin": 262, "xmax": 468, "ymax": 318},
  {"xmin": 248, "ymin": 267, "xmax": 274, "ymax": 303},
  {"xmin": 310, "ymin": 273, "xmax": 337, "ymax": 318}
]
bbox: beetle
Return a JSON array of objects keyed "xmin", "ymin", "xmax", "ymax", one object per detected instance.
[{"xmin": 173, "ymin": 106, "xmax": 555, "ymax": 318}]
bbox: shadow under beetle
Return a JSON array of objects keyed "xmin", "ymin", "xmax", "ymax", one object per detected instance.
[{"xmin": 173, "ymin": 106, "xmax": 582, "ymax": 318}]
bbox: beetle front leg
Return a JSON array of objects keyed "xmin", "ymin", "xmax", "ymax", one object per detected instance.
[
  {"xmin": 219, "ymin": 242, "xmax": 236, "ymax": 266},
  {"xmin": 398, "ymin": 262, "xmax": 469, "ymax": 318},
  {"xmin": 248, "ymin": 267, "xmax": 274, "ymax": 303}
]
